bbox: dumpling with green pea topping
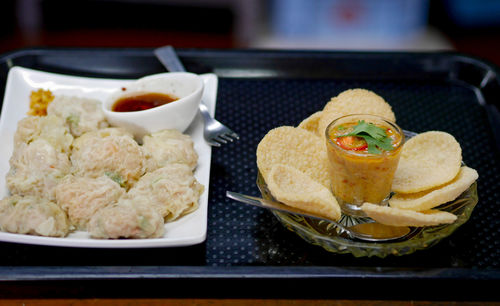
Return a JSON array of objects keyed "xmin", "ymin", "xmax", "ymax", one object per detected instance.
[
  {"xmin": 55, "ymin": 175, "xmax": 125, "ymax": 230},
  {"xmin": 70, "ymin": 128, "xmax": 145, "ymax": 188},
  {"xmin": 126, "ymin": 163, "xmax": 204, "ymax": 222},
  {"xmin": 13, "ymin": 114, "xmax": 73, "ymax": 154},
  {"xmin": 47, "ymin": 95, "xmax": 109, "ymax": 137},
  {"xmin": 0, "ymin": 194, "xmax": 70, "ymax": 237},
  {"xmin": 87, "ymin": 197, "xmax": 164, "ymax": 239},
  {"xmin": 142, "ymin": 129, "xmax": 199, "ymax": 172},
  {"xmin": 7, "ymin": 138, "xmax": 71, "ymax": 201}
]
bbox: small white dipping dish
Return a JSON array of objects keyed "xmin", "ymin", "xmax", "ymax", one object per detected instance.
[{"xmin": 102, "ymin": 72, "xmax": 204, "ymax": 139}]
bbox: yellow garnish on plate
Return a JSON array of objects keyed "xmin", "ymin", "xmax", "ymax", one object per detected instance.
[{"xmin": 28, "ymin": 89, "xmax": 54, "ymax": 116}]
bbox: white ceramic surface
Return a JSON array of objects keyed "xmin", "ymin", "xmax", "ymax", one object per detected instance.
[
  {"xmin": 0, "ymin": 66, "xmax": 217, "ymax": 248},
  {"xmin": 103, "ymin": 72, "xmax": 204, "ymax": 138}
]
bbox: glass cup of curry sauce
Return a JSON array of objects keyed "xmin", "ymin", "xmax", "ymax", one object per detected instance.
[{"xmin": 325, "ymin": 114, "xmax": 404, "ymax": 217}]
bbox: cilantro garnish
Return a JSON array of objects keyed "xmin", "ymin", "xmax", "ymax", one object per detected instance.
[{"xmin": 345, "ymin": 120, "xmax": 394, "ymax": 154}]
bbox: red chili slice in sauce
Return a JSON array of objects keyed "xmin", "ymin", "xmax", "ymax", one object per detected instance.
[{"xmin": 335, "ymin": 136, "xmax": 368, "ymax": 151}]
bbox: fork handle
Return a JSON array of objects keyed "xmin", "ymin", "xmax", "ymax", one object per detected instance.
[
  {"xmin": 154, "ymin": 46, "xmax": 187, "ymax": 72},
  {"xmin": 156, "ymin": 46, "xmax": 212, "ymax": 123},
  {"xmin": 198, "ymin": 103, "xmax": 213, "ymax": 124}
]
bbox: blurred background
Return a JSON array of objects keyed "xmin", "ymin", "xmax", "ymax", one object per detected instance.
[{"xmin": 1, "ymin": 0, "xmax": 500, "ymax": 66}]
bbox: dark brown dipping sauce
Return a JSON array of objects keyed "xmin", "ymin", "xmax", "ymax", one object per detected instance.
[{"xmin": 112, "ymin": 93, "xmax": 178, "ymax": 112}]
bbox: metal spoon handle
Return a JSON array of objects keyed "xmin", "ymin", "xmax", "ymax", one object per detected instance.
[
  {"xmin": 225, "ymin": 191, "xmax": 414, "ymax": 242},
  {"xmin": 225, "ymin": 191, "xmax": 352, "ymax": 235},
  {"xmin": 154, "ymin": 46, "xmax": 187, "ymax": 72}
]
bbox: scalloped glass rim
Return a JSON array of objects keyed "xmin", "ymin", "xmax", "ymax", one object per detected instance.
[{"xmin": 256, "ymin": 130, "xmax": 478, "ymax": 258}]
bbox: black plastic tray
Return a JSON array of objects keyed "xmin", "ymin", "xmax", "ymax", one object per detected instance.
[{"xmin": 0, "ymin": 48, "xmax": 499, "ymax": 300}]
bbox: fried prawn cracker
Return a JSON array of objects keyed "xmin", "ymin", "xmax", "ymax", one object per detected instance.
[
  {"xmin": 361, "ymin": 203, "xmax": 457, "ymax": 227},
  {"xmin": 390, "ymin": 166, "xmax": 478, "ymax": 211},
  {"xmin": 317, "ymin": 89, "xmax": 396, "ymax": 136},
  {"xmin": 256, "ymin": 126, "xmax": 330, "ymax": 188},
  {"xmin": 298, "ymin": 111, "xmax": 323, "ymax": 135},
  {"xmin": 267, "ymin": 164, "xmax": 341, "ymax": 221},
  {"xmin": 392, "ymin": 131, "xmax": 462, "ymax": 193}
]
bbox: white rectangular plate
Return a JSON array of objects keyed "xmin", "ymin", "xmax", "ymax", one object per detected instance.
[{"xmin": 0, "ymin": 66, "xmax": 215, "ymax": 248}]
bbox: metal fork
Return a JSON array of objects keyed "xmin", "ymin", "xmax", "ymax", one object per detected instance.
[{"xmin": 154, "ymin": 46, "xmax": 239, "ymax": 147}]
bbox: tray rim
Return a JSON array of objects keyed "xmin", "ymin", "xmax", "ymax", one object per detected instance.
[
  {"xmin": 2, "ymin": 48, "xmax": 498, "ymax": 115},
  {"xmin": 2, "ymin": 46, "xmax": 500, "ymax": 65},
  {"xmin": 1, "ymin": 46, "xmax": 500, "ymax": 80},
  {"xmin": 0, "ymin": 265, "xmax": 498, "ymax": 281}
]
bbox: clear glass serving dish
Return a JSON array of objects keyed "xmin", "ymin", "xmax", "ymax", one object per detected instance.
[
  {"xmin": 256, "ymin": 126, "xmax": 479, "ymax": 259},
  {"xmin": 257, "ymin": 173, "xmax": 478, "ymax": 258}
]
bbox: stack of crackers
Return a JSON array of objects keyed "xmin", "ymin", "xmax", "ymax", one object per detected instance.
[{"xmin": 257, "ymin": 89, "xmax": 478, "ymax": 227}]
